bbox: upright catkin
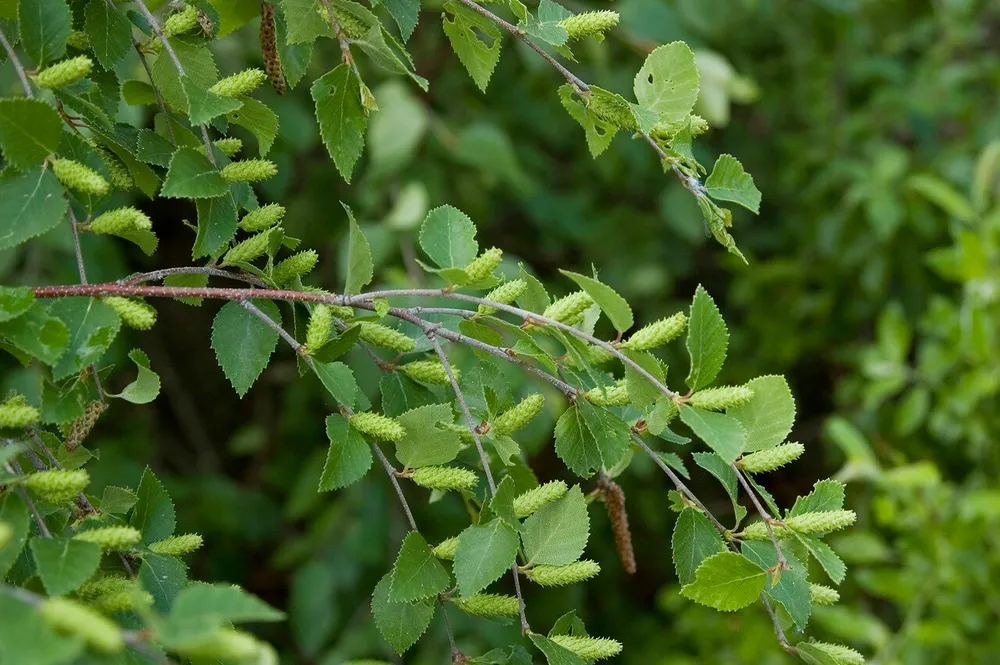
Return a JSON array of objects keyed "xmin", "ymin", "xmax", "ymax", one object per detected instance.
[
  {"xmin": 259, "ymin": 2, "xmax": 286, "ymax": 94},
  {"xmin": 600, "ymin": 478, "xmax": 636, "ymax": 574}
]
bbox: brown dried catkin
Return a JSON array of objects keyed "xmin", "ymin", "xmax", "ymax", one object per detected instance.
[
  {"xmin": 600, "ymin": 478, "xmax": 636, "ymax": 574},
  {"xmin": 260, "ymin": 2, "xmax": 286, "ymax": 95},
  {"xmin": 65, "ymin": 401, "xmax": 107, "ymax": 451}
]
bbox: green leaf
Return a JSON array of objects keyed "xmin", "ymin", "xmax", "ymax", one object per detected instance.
[
  {"xmin": 554, "ymin": 400, "xmax": 632, "ymax": 477},
  {"xmin": 228, "ymin": 98, "xmax": 280, "ymax": 155},
  {"xmin": 182, "ymin": 76, "xmax": 243, "ymax": 125},
  {"xmin": 310, "ymin": 324, "xmax": 361, "ymax": 363},
  {"xmin": 559, "ymin": 84, "xmax": 618, "ymax": 159},
  {"xmin": 383, "ymin": 0, "xmax": 420, "ymax": 41},
  {"xmin": 792, "ymin": 533, "xmax": 846, "ymax": 585},
  {"xmin": 123, "ymin": 80, "xmax": 159, "ymax": 106},
  {"xmin": 692, "ymin": 452, "xmax": 745, "ymax": 521},
  {"xmin": 521, "ymin": 485, "xmax": 589, "ymax": 566},
  {"xmin": 49, "ymin": 297, "xmax": 120, "ymax": 382},
  {"xmin": 519, "ymin": 0, "xmax": 570, "ymax": 46},
  {"xmin": 19, "ymin": 0, "xmax": 70, "ymax": 65},
  {"xmin": 395, "ymin": 404, "xmax": 463, "ymax": 468},
  {"xmin": 906, "ymin": 173, "xmax": 975, "ymax": 222},
  {"xmin": 728, "ymin": 375, "xmax": 795, "ymax": 453},
  {"xmin": 454, "ymin": 518, "xmax": 519, "ymax": 596},
  {"xmin": 0, "ymin": 287, "xmax": 34, "ymax": 323},
  {"xmin": 169, "ymin": 583, "xmax": 285, "ymax": 624},
  {"xmin": 419, "ymin": 205, "xmax": 479, "ymax": 269},
  {"xmin": 311, "ymin": 64, "xmax": 367, "ymax": 182},
  {"xmin": 161, "ymin": 147, "xmax": 228, "ymax": 199},
  {"xmin": 83, "ymin": 0, "xmax": 133, "ymax": 71},
  {"xmin": 529, "ymin": 633, "xmax": 587, "ymax": 665},
  {"xmin": 0, "ymin": 493, "xmax": 30, "ymax": 579},
  {"xmin": 194, "ymin": 192, "xmax": 239, "ymax": 259},
  {"xmin": 685, "ymin": 285, "xmax": 728, "ymax": 391},
  {"xmin": 343, "ymin": 204, "xmax": 374, "ymax": 295},
  {"xmin": 671, "ymin": 508, "xmax": 726, "ymax": 585},
  {"xmin": 490, "ymin": 475, "xmax": 521, "ymax": 530},
  {"xmin": 0, "ymin": 595, "xmax": 83, "ymax": 665},
  {"xmin": 742, "ymin": 541, "xmax": 812, "ymax": 629},
  {"xmin": 0, "ymin": 302, "xmax": 70, "ymax": 366},
  {"xmin": 623, "ymin": 350, "xmax": 665, "ymax": 409},
  {"xmin": 100, "ymin": 486, "xmax": 138, "ymax": 514},
  {"xmin": 130, "ymin": 467, "xmax": 176, "ymax": 544},
  {"xmin": 388, "ymin": 531, "xmax": 451, "ymax": 602},
  {"xmin": 633, "ymin": 41, "xmax": 700, "ymax": 124},
  {"xmin": 211, "ymin": 300, "xmax": 281, "ymax": 398},
  {"xmin": 151, "ymin": 40, "xmax": 218, "ymax": 113},
  {"xmin": 30, "ymin": 537, "xmax": 102, "ymax": 596},
  {"xmin": 680, "ymin": 551, "xmax": 767, "ymax": 611},
  {"xmin": 796, "ymin": 642, "xmax": 864, "ymax": 665},
  {"xmin": 380, "ymin": 373, "xmax": 436, "ymax": 417},
  {"xmin": 0, "ymin": 99, "xmax": 62, "ymax": 169},
  {"xmin": 319, "ymin": 413, "xmax": 372, "ymax": 490},
  {"xmin": 138, "ymin": 552, "xmax": 188, "ymax": 613},
  {"xmin": 110, "ymin": 348, "xmax": 161, "ymax": 404},
  {"xmin": 442, "ymin": 0, "xmax": 502, "ymax": 92},
  {"xmin": 679, "ymin": 406, "xmax": 745, "ymax": 464},
  {"xmin": 371, "ymin": 572, "xmax": 435, "ymax": 654},
  {"xmin": 281, "ymin": 0, "xmax": 334, "ymax": 44},
  {"xmin": 705, "ymin": 154, "xmax": 762, "ymax": 214},
  {"xmin": 559, "ymin": 269, "xmax": 633, "ymax": 333},
  {"xmin": 0, "ymin": 168, "xmax": 68, "ymax": 250},
  {"xmin": 790, "ymin": 479, "xmax": 845, "ymax": 517},
  {"xmin": 516, "ymin": 264, "xmax": 551, "ymax": 314},
  {"xmin": 313, "ymin": 360, "xmax": 359, "ymax": 408}
]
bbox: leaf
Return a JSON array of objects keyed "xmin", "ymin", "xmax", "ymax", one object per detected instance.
[
  {"xmin": 742, "ymin": 541, "xmax": 812, "ymax": 629},
  {"xmin": 679, "ymin": 406, "xmax": 745, "ymax": 464},
  {"xmin": 559, "ymin": 269, "xmax": 633, "ymax": 333},
  {"xmin": 319, "ymin": 413, "xmax": 372, "ymax": 490},
  {"xmin": 343, "ymin": 204, "xmax": 374, "ymax": 295},
  {"xmin": 529, "ymin": 634, "xmax": 587, "ymax": 665},
  {"xmin": 728, "ymin": 375, "xmax": 795, "ymax": 453},
  {"xmin": 138, "ymin": 552, "xmax": 188, "ymax": 613},
  {"xmin": 554, "ymin": 400, "xmax": 632, "ymax": 478},
  {"xmin": 0, "ymin": 99, "xmax": 62, "ymax": 169},
  {"xmin": 161, "ymin": 147, "xmax": 228, "ymax": 199},
  {"xmin": 490, "ymin": 475, "xmax": 521, "ymax": 529},
  {"xmin": 521, "ymin": 485, "xmax": 589, "ymax": 566},
  {"xmin": 313, "ymin": 360, "xmax": 359, "ymax": 408},
  {"xmin": 633, "ymin": 41, "xmax": 700, "ymax": 123},
  {"xmin": 559, "ymin": 84, "xmax": 617, "ymax": 159},
  {"xmin": 151, "ymin": 40, "xmax": 218, "ymax": 113},
  {"xmin": 790, "ymin": 479, "xmax": 846, "ymax": 517},
  {"xmin": 110, "ymin": 348, "xmax": 161, "ymax": 404},
  {"xmin": 454, "ymin": 518, "xmax": 519, "ymax": 596},
  {"xmin": 0, "ymin": 302, "xmax": 70, "ymax": 366},
  {"xmin": 692, "ymin": 452, "xmax": 745, "ymax": 521},
  {"xmin": 623, "ymin": 350, "xmax": 665, "ymax": 408},
  {"xmin": 685, "ymin": 285, "xmax": 729, "ymax": 391},
  {"xmin": 419, "ymin": 205, "xmax": 479, "ymax": 269},
  {"xmin": 30, "ymin": 537, "xmax": 102, "ymax": 596},
  {"xmin": 130, "ymin": 467, "xmax": 176, "ymax": 544},
  {"xmin": 442, "ymin": 0, "xmax": 502, "ymax": 92},
  {"xmin": 680, "ymin": 551, "xmax": 767, "ymax": 611},
  {"xmin": 124, "ymin": 80, "xmax": 159, "ymax": 106},
  {"xmin": 182, "ymin": 76, "xmax": 243, "ymax": 125},
  {"xmin": 383, "ymin": 0, "xmax": 420, "ymax": 41},
  {"xmin": 0, "ymin": 595, "xmax": 83, "ymax": 665},
  {"xmin": 228, "ymin": 98, "xmax": 280, "ymax": 155},
  {"xmin": 311, "ymin": 64, "xmax": 367, "ymax": 182},
  {"xmin": 380, "ymin": 373, "xmax": 436, "ymax": 417},
  {"xmin": 671, "ymin": 508, "xmax": 726, "ymax": 585},
  {"xmin": 388, "ymin": 531, "xmax": 451, "ymax": 602},
  {"xmin": 371, "ymin": 572, "xmax": 435, "ymax": 654},
  {"xmin": 49, "ymin": 297, "xmax": 120, "ymax": 382},
  {"xmin": 395, "ymin": 404, "xmax": 463, "ymax": 468},
  {"xmin": 0, "ymin": 168, "xmax": 68, "ymax": 250},
  {"xmin": 100, "ymin": 486, "xmax": 138, "ymax": 514},
  {"xmin": 19, "ymin": 0, "xmax": 71, "ymax": 65},
  {"xmin": 0, "ymin": 287, "xmax": 34, "ymax": 323},
  {"xmin": 169, "ymin": 583, "xmax": 285, "ymax": 624},
  {"xmin": 0, "ymin": 493, "xmax": 30, "ymax": 579},
  {"xmin": 519, "ymin": 0, "xmax": 570, "ymax": 46},
  {"xmin": 310, "ymin": 324, "xmax": 361, "ymax": 363},
  {"xmin": 792, "ymin": 533, "xmax": 846, "ymax": 585},
  {"xmin": 83, "ymin": 0, "xmax": 133, "ymax": 71},
  {"xmin": 795, "ymin": 642, "xmax": 861, "ymax": 665},
  {"xmin": 194, "ymin": 193, "xmax": 239, "ymax": 259},
  {"xmin": 211, "ymin": 300, "xmax": 281, "ymax": 398},
  {"xmin": 281, "ymin": 0, "xmax": 334, "ymax": 44},
  {"xmin": 906, "ymin": 173, "xmax": 975, "ymax": 223},
  {"xmin": 705, "ymin": 154, "xmax": 762, "ymax": 214}
]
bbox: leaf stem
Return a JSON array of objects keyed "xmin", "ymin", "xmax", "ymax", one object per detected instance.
[{"xmin": 733, "ymin": 465, "xmax": 788, "ymax": 569}]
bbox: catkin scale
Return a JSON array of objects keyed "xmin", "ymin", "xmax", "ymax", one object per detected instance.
[{"xmin": 65, "ymin": 400, "xmax": 107, "ymax": 451}]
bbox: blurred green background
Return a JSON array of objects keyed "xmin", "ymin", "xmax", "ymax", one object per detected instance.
[{"xmin": 3, "ymin": 0, "xmax": 1000, "ymax": 663}]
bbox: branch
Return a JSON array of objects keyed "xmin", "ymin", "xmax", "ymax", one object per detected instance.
[
  {"xmin": 0, "ymin": 25, "xmax": 33, "ymax": 98},
  {"xmin": 733, "ymin": 465, "xmax": 788, "ymax": 570},
  {"xmin": 371, "ymin": 442, "xmax": 418, "ymax": 531}
]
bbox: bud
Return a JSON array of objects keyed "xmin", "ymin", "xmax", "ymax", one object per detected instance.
[
  {"xmin": 584, "ymin": 382, "xmax": 629, "ymax": 406},
  {"xmin": 492, "ymin": 393, "xmax": 544, "ymax": 436},
  {"xmin": 223, "ymin": 230, "xmax": 272, "ymax": 265},
  {"xmin": 548, "ymin": 635, "xmax": 622, "ymax": 661},
  {"xmin": 221, "ymin": 159, "xmax": 278, "ymax": 183},
  {"xmin": 619, "ymin": 312, "xmax": 687, "ymax": 351},
  {"xmin": 73, "ymin": 526, "xmax": 142, "ymax": 550},
  {"xmin": 805, "ymin": 643, "xmax": 865, "ymax": 665},
  {"xmin": 741, "ymin": 510, "xmax": 857, "ymax": 540},
  {"xmin": 34, "ymin": 55, "xmax": 93, "ymax": 89},
  {"xmin": 477, "ymin": 279, "xmax": 527, "ymax": 316},
  {"xmin": 96, "ymin": 149, "xmax": 134, "ymax": 191},
  {"xmin": 88, "ymin": 207, "xmax": 153, "ymax": 235},
  {"xmin": 400, "ymin": 360, "xmax": 457, "ymax": 386},
  {"xmin": 66, "ymin": 30, "xmax": 90, "ymax": 51},
  {"xmin": 0, "ymin": 521, "xmax": 12, "ymax": 550},
  {"xmin": 349, "ymin": 412, "xmax": 406, "ymax": 441},
  {"xmin": 432, "ymin": 536, "xmax": 458, "ymax": 560},
  {"xmin": 39, "ymin": 598, "xmax": 124, "ymax": 653},
  {"xmin": 179, "ymin": 629, "xmax": 263, "ymax": 661},
  {"xmin": 689, "ymin": 115, "xmax": 709, "ymax": 136},
  {"xmin": 686, "ymin": 385, "xmax": 754, "ymax": 411},
  {"xmin": 259, "ymin": 2, "xmax": 286, "ymax": 94},
  {"xmin": 163, "ymin": 4, "xmax": 199, "ymax": 37},
  {"xmin": 238, "ymin": 203, "xmax": 286, "ymax": 231},
  {"xmin": 213, "ymin": 137, "xmax": 243, "ymax": 157},
  {"xmin": 410, "ymin": 466, "xmax": 478, "ymax": 492},
  {"xmin": 464, "ymin": 247, "xmax": 502, "ymax": 282},
  {"xmin": 272, "ymin": 250, "xmax": 319, "ymax": 285},
  {"xmin": 358, "ymin": 322, "xmax": 416, "ymax": 352},
  {"xmin": 524, "ymin": 560, "xmax": 600, "ymax": 587},
  {"xmin": 23, "ymin": 469, "xmax": 90, "ymax": 504},
  {"xmin": 738, "ymin": 443, "xmax": 805, "ymax": 473},
  {"xmin": 0, "ymin": 394, "xmax": 40, "ymax": 428},
  {"xmin": 103, "ymin": 296, "xmax": 157, "ymax": 330},
  {"xmin": 65, "ymin": 400, "xmax": 107, "ymax": 451},
  {"xmin": 451, "ymin": 594, "xmax": 519, "ymax": 617},
  {"xmin": 51, "ymin": 158, "xmax": 109, "ymax": 195},
  {"xmin": 513, "ymin": 480, "xmax": 568, "ymax": 518},
  {"xmin": 148, "ymin": 533, "xmax": 204, "ymax": 556},
  {"xmin": 210, "ymin": 68, "xmax": 268, "ymax": 97},
  {"xmin": 558, "ymin": 10, "xmax": 619, "ymax": 40},
  {"xmin": 542, "ymin": 291, "xmax": 594, "ymax": 325},
  {"xmin": 810, "ymin": 584, "xmax": 840, "ymax": 606}
]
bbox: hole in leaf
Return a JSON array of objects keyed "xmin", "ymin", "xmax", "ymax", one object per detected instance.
[{"xmin": 647, "ymin": 74, "xmax": 654, "ymax": 84}]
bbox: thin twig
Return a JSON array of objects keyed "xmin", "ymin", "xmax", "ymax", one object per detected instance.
[
  {"xmin": 122, "ymin": 266, "xmax": 267, "ymax": 287},
  {"xmin": 6, "ymin": 460, "xmax": 51, "ymax": 538},
  {"xmin": 372, "ymin": 443, "xmax": 418, "ymax": 531},
  {"xmin": 134, "ymin": 43, "xmax": 176, "ymax": 144},
  {"xmin": 438, "ymin": 599, "xmax": 467, "ymax": 663},
  {"xmin": 66, "ymin": 205, "xmax": 105, "ymax": 401},
  {"xmin": 733, "ymin": 465, "xmax": 787, "ymax": 569},
  {"xmin": 760, "ymin": 594, "xmax": 793, "ymax": 651},
  {"xmin": 240, "ymin": 299, "xmax": 308, "ymax": 361},
  {"xmin": 0, "ymin": 26, "xmax": 33, "ymax": 97}
]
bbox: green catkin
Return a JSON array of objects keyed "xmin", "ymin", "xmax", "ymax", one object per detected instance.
[
  {"xmin": 618, "ymin": 312, "xmax": 688, "ymax": 350},
  {"xmin": 400, "ymin": 360, "xmax": 457, "ymax": 386},
  {"xmin": 51, "ymin": 158, "xmax": 109, "ymax": 195},
  {"xmin": 806, "ymin": 642, "xmax": 865, "ymax": 665},
  {"xmin": 180, "ymin": 629, "xmax": 263, "ymax": 661},
  {"xmin": 492, "ymin": 393, "xmax": 544, "ymax": 436},
  {"xmin": 163, "ymin": 4, "xmax": 199, "ymax": 37},
  {"xmin": 587, "ymin": 94, "xmax": 638, "ymax": 130},
  {"xmin": 39, "ymin": 598, "xmax": 125, "ymax": 653},
  {"xmin": 432, "ymin": 537, "xmax": 459, "ymax": 560},
  {"xmin": 213, "ymin": 137, "xmax": 243, "ymax": 157},
  {"xmin": 23, "ymin": 469, "xmax": 90, "ymax": 504},
  {"xmin": 304, "ymin": 305, "xmax": 333, "ymax": 354},
  {"xmin": 238, "ymin": 203, "xmax": 286, "ymax": 231},
  {"xmin": 34, "ymin": 55, "xmax": 93, "ymax": 89},
  {"xmin": 477, "ymin": 279, "xmax": 527, "ymax": 315},
  {"xmin": 272, "ymin": 250, "xmax": 319, "ymax": 285},
  {"xmin": 77, "ymin": 577, "xmax": 152, "ymax": 614},
  {"xmin": 410, "ymin": 466, "xmax": 478, "ymax": 492},
  {"xmin": 349, "ymin": 412, "xmax": 406, "ymax": 441},
  {"xmin": 223, "ymin": 230, "xmax": 272, "ymax": 265},
  {"xmin": 513, "ymin": 480, "xmax": 568, "ymax": 518},
  {"xmin": 358, "ymin": 321, "xmax": 416, "ymax": 352},
  {"xmin": 221, "ymin": 159, "xmax": 278, "ymax": 183},
  {"xmin": 103, "ymin": 296, "xmax": 157, "ymax": 330},
  {"xmin": 148, "ymin": 533, "xmax": 204, "ymax": 556},
  {"xmin": 88, "ymin": 207, "xmax": 153, "ymax": 234},
  {"xmin": 96, "ymin": 148, "xmax": 133, "ymax": 191},
  {"xmin": 810, "ymin": 584, "xmax": 840, "ymax": 605},
  {"xmin": 686, "ymin": 385, "xmax": 755, "ymax": 411},
  {"xmin": 548, "ymin": 635, "xmax": 622, "ymax": 661},
  {"xmin": 66, "ymin": 30, "xmax": 90, "ymax": 51},
  {"xmin": 317, "ymin": 5, "xmax": 369, "ymax": 39},
  {"xmin": 73, "ymin": 526, "xmax": 142, "ymax": 550},
  {"xmin": 0, "ymin": 394, "xmax": 40, "ymax": 428},
  {"xmin": 464, "ymin": 247, "xmax": 503, "ymax": 282},
  {"xmin": 440, "ymin": 421, "xmax": 474, "ymax": 442},
  {"xmin": 542, "ymin": 291, "xmax": 594, "ymax": 325},
  {"xmin": 739, "ymin": 443, "xmax": 805, "ymax": 473},
  {"xmin": 451, "ymin": 594, "xmax": 520, "ymax": 617},
  {"xmin": 524, "ymin": 560, "xmax": 601, "ymax": 587},
  {"xmin": 558, "ymin": 10, "xmax": 620, "ymax": 40},
  {"xmin": 209, "ymin": 68, "xmax": 268, "ymax": 97},
  {"xmin": 65, "ymin": 400, "xmax": 107, "ymax": 451},
  {"xmin": 740, "ymin": 510, "xmax": 857, "ymax": 540},
  {"xmin": 585, "ymin": 382, "xmax": 630, "ymax": 406}
]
